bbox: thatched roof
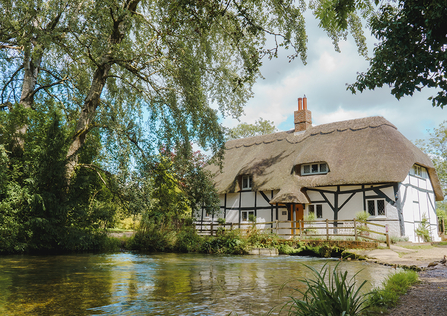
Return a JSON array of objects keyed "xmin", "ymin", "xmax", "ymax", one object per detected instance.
[{"xmin": 207, "ymin": 116, "xmax": 444, "ymax": 203}]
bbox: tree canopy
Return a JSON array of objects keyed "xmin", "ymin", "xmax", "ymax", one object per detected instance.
[
  {"xmin": 417, "ymin": 121, "xmax": 447, "ymax": 212},
  {"xmin": 349, "ymin": 0, "xmax": 447, "ymax": 108},
  {"xmin": 0, "ymin": 0, "xmax": 374, "ymax": 253},
  {"xmin": 226, "ymin": 117, "xmax": 277, "ymax": 140}
]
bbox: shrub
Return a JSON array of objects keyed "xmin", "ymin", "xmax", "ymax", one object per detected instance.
[
  {"xmin": 355, "ymin": 211, "xmax": 370, "ymax": 222},
  {"xmin": 278, "ymin": 263, "xmax": 369, "ymax": 316},
  {"xmin": 415, "ymin": 214, "xmax": 432, "ymax": 242}
]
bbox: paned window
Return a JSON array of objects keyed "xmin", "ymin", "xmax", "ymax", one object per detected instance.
[
  {"xmin": 367, "ymin": 199, "xmax": 386, "ymax": 216},
  {"xmin": 301, "ymin": 163, "xmax": 329, "ymax": 175},
  {"xmin": 308, "ymin": 204, "xmax": 323, "ymax": 218},
  {"xmin": 241, "ymin": 175, "xmax": 252, "ymax": 190},
  {"xmin": 411, "ymin": 164, "xmax": 428, "ymax": 179},
  {"xmin": 242, "ymin": 210, "xmax": 254, "ymax": 222}
]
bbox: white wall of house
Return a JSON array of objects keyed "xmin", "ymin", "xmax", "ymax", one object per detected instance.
[
  {"xmin": 202, "ymin": 171, "xmax": 440, "ymax": 242},
  {"xmin": 399, "ymin": 171, "xmax": 440, "ymax": 242}
]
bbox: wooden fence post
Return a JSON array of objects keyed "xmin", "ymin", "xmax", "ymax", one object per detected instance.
[
  {"xmin": 354, "ymin": 219, "xmax": 358, "ymax": 241},
  {"xmin": 443, "ymin": 218, "xmax": 445, "ymax": 234},
  {"xmin": 210, "ymin": 222, "xmax": 214, "ymax": 236},
  {"xmin": 299, "ymin": 220, "xmax": 302, "ymax": 239},
  {"xmin": 275, "ymin": 220, "xmax": 279, "ymax": 235},
  {"xmin": 326, "ymin": 219, "xmax": 329, "ymax": 241},
  {"xmin": 386, "ymin": 224, "xmax": 390, "ymax": 248}
]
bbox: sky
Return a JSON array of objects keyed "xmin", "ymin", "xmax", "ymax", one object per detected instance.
[{"xmin": 220, "ymin": 12, "xmax": 446, "ymax": 143}]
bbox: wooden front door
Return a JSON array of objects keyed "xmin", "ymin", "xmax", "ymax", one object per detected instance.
[{"xmin": 291, "ymin": 204, "xmax": 304, "ymax": 235}]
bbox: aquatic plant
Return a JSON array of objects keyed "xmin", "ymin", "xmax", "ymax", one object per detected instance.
[{"xmin": 278, "ymin": 263, "xmax": 369, "ymax": 316}]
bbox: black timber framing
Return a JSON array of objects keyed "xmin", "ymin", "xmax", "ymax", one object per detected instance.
[
  {"xmin": 307, "ymin": 184, "xmax": 397, "ymax": 225},
  {"xmin": 238, "ymin": 191, "xmax": 241, "ymax": 228},
  {"xmin": 224, "ymin": 193, "xmax": 227, "ymax": 219}
]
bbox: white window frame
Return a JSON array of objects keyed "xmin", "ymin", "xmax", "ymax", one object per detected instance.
[
  {"xmin": 301, "ymin": 163, "xmax": 329, "ymax": 175},
  {"xmin": 241, "ymin": 210, "xmax": 255, "ymax": 222},
  {"xmin": 308, "ymin": 204, "xmax": 323, "ymax": 218},
  {"xmin": 241, "ymin": 175, "xmax": 252, "ymax": 190},
  {"xmin": 367, "ymin": 199, "xmax": 386, "ymax": 217}
]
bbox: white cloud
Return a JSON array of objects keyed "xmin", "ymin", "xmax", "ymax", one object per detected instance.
[{"xmin": 219, "ymin": 14, "xmax": 445, "ymax": 144}]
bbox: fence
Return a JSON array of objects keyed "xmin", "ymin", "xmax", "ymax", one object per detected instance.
[{"xmin": 194, "ymin": 219, "xmax": 390, "ymax": 248}]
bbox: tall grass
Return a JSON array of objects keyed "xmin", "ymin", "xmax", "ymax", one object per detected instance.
[
  {"xmin": 365, "ymin": 270, "xmax": 419, "ymax": 314},
  {"xmin": 275, "ymin": 264, "xmax": 419, "ymax": 316},
  {"xmin": 278, "ymin": 263, "xmax": 369, "ymax": 316}
]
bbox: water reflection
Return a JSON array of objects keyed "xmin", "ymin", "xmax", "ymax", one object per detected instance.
[{"xmin": 0, "ymin": 253, "xmax": 395, "ymax": 315}]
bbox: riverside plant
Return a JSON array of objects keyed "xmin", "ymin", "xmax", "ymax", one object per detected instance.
[{"xmin": 277, "ymin": 263, "xmax": 369, "ymax": 316}]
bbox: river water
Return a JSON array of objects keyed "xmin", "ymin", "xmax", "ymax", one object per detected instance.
[{"xmin": 0, "ymin": 252, "xmax": 395, "ymax": 315}]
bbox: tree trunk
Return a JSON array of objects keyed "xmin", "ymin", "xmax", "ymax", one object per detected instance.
[
  {"xmin": 66, "ymin": 63, "xmax": 111, "ymax": 176},
  {"xmin": 65, "ymin": 0, "xmax": 141, "ymax": 177},
  {"xmin": 12, "ymin": 45, "xmax": 42, "ymax": 153}
]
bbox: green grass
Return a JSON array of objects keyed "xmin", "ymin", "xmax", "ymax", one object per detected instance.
[
  {"xmin": 363, "ymin": 270, "xmax": 419, "ymax": 314},
  {"xmin": 401, "ymin": 244, "xmax": 434, "ymax": 250}
]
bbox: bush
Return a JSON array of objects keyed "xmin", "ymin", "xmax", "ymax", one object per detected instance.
[
  {"xmin": 415, "ymin": 214, "xmax": 432, "ymax": 242},
  {"xmin": 277, "ymin": 262, "xmax": 369, "ymax": 316},
  {"xmin": 355, "ymin": 211, "xmax": 370, "ymax": 222}
]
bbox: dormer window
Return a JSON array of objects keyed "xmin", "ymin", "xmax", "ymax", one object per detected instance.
[
  {"xmin": 241, "ymin": 175, "xmax": 252, "ymax": 190},
  {"xmin": 410, "ymin": 164, "xmax": 428, "ymax": 179},
  {"xmin": 300, "ymin": 163, "xmax": 329, "ymax": 175}
]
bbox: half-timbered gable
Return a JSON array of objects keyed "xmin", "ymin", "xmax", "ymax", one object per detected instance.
[{"xmin": 203, "ymin": 98, "xmax": 444, "ymax": 242}]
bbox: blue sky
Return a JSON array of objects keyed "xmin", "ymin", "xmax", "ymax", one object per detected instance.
[{"xmin": 220, "ymin": 13, "xmax": 446, "ymax": 143}]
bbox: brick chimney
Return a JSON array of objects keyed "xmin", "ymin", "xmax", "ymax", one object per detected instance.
[{"xmin": 294, "ymin": 96, "xmax": 312, "ymax": 132}]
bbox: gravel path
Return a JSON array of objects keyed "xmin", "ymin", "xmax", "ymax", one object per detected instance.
[
  {"xmin": 388, "ymin": 265, "xmax": 447, "ymax": 315},
  {"xmin": 354, "ymin": 243, "xmax": 447, "ymax": 315}
]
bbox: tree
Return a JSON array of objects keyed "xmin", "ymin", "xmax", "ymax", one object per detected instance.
[
  {"xmin": 226, "ymin": 117, "xmax": 277, "ymax": 140},
  {"xmin": 0, "ymin": 0, "xmax": 373, "ymax": 169},
  {"xmin": 348, "ymin": 0, "xmax": 447, "ymax": 108},
  {"xmin": 417, "ymin": 121, "xmax": 447, "ymax": 212},
  {"xmin": 0, "ymin": 0, "xmax": 375, "ymax": 252}
]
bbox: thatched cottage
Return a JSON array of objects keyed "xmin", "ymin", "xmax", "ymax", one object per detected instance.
[{"xmin": 203, "ymin": 97, "xmax": 444, "ymax": 242}]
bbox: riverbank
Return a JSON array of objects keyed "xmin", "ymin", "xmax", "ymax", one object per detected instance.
[{"xmin": 350, "ymin": 242, "xmax": 447, "ymax": 315}]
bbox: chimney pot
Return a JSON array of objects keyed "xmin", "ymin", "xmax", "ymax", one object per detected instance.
[{"xmin": 294, "ymin": 95, "xmax": 312, "ymax": 133}]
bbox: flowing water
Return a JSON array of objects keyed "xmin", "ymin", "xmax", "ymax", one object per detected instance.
[{"xmin": 0, "ymin": 252, "xmax": 396, "ymax": 315}]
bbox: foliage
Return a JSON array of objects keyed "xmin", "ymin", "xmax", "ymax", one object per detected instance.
[
  {"xmin": 278, "ymin": 263, "xmax": 369, "ymax": 316},
  {"xmin": 226, "ymin": 117, "xmax": 278, "ymax": 140},
  {"xmin": 0, "ymin": 105, "xmax": 117, "ymax": 253},
  {"xmin": 166, "ymin": 146, "xmax": 220, "ymax": 219},
  {"xmin": 415, "ymin": 213, "xmax": 432, "ymax": 242},
  {"xmin": 417, "ymin": 121, "xmax": 447, "ymax": 214},
  {"xmin": 365, "ymin": 270, "xmax": 419, "ymax": 313},
  {"xmin": 355, "ymin": 211, "xmax": 370, "ymax": 222},
  {"xmin": 349, "ymin": 0, "xmax": 447, "ymax": 108},
  {"xmin": 0, "ymin": 0, "xmax": 376, "ymax": 253},
  {"xmin": 217, "ymin": 217, "xmax": 226, "ymax": 225}
]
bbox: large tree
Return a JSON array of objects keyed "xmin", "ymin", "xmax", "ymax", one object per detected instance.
[
  {"xmin": 348, "ymin": 0, "xmax": 447, "ymax": 108},
  {"xmin": 0, "ymin": 0, "xmax": 373, "ymax": 167},
  {"xmin": 0, "ymin": 0, "xmax": 374, "ymax": 252}
]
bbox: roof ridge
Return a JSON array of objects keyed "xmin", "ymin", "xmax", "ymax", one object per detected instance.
[{"xmin": 226, "ymin": 116, "xmax": 396, "ymax": 148}]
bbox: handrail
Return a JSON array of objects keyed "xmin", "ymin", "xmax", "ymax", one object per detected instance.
[{"xmin": 194, "ymin": 218, "xmax": 391, "ymax": 248}]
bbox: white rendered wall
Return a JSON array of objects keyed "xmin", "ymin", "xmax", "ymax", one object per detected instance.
[{"xmin": 400, "ymin": 173, "xmax": 440, "ymax": 242}]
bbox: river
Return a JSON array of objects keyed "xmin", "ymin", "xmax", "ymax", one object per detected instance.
[{"xmin": 0, "ymin": 252, "xmax": 396, "ymax": 315}]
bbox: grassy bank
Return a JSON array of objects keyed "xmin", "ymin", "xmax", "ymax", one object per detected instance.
[{"xmin": 274, "ymin": 263, "xmax": 419, "ymax": 315}]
